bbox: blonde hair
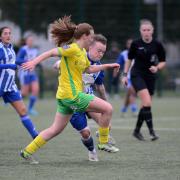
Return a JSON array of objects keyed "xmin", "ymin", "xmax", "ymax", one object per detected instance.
[{"xmin": 140, "ymin": 19, "xmax": 153, "ymax": 28}]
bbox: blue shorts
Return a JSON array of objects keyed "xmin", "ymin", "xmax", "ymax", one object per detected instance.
[
  {"xmin": 0, "ymin": 90, "xmax": 22, "ymax": 103},
  {"xmin": 127, "ymin": 79, "xmax": 132, "ymax": 89},
  {"xmin": 19, "ymin": 72, "xmax": 38, "ymax": 85},
  {"xmin": 70, "ymin": 112, "xmax": 87, "ymax": 131}
]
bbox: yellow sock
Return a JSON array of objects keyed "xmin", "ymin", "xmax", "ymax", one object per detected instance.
[
  {"xmin": 98, "ymin": 127, "xmax": 109, "ymax": 144},
  {"xmin": 24, "ymin": 135, "xmax": 46, "ymax": 155}
]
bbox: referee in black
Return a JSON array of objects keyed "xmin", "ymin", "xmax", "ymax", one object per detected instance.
[{"xmin": 122, "ymin": 19, "xmax": 166, "ymax": 141}]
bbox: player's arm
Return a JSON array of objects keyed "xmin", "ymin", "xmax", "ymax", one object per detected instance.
[
  {"xmin": 85, "ymin": 63, "xmax": 119, "ymax": 74},
  {"xmin": 121, "ymin": 59, "xmax": 132, "ymax": 86},
  {"xmin": 157, "ymin": 62, "xmax": 166, "ymax": 70},
  {"xmin": 0, "ymin": 49, "xmax": 17, "ymax": 70},
  {"xmin": 95, "ymin": 84, "xmax": 107, "ymax": 101},
  {"xmin": 21, "ymin": 48, "xmax": 59, "ymax": 71},
  {"xmin": 149, "ymin": 61, "xmax": 166, "ymax": 73},
  {"xmin": 149, "ymin": 42, "xmax": 166, "ymax": 73},
  {"xmin": 53, "ymin": 60, "xmax": 61, "ymax": 70},
  {"xmin": 113, "ymin": 53, "xmax": 123, "ymax": 77},
  {"xmin": 94, "ymin": 71, "xmax": 107, "ymax": 100},
  {"xmin": 123, "ymin": 59, "xmax": 132, "ymax": 75},
  {"xmin": 0, "ymin": 64, "xmax": 17, "ymax": 70},
  {"xmin": 16, "ymin": 48, "xmax": 26, "ymax": 65}
]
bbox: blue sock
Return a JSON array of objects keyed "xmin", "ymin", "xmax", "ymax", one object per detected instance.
[
  {"xmin": 20, "ymin": 115, "xmax": 38, "ymax": 139},
  {"xmin": 130, "ymin": 103, "xmax": 138, "ymax": 112},
  {"xmin": 121, "ymin": 106, "xmax": 128, "ymax": 113},
  {"xmin": 28, "ymin": 95, "xmax": 37, "ymax": 111},
  {"xmin": 81, "ymin": 136, "xmax": 94, "ymax": 151}
]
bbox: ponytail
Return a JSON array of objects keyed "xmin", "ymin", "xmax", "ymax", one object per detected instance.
[{"xmin": 50, "ymin": 16, "xmax": 93, "ymax": 46}]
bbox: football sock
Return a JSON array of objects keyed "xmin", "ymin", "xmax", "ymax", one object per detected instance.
[
  {"xmin": 20, "ymin": 115, "xmax": 38, "ymax": 139},
  {"xmin": 134, "ymin": 108, "xmax": 144, "ymax": 133},
  {"xmin": 81, "ymin": 136, "xmax": 94, "ymax": 151},
  {"xmin": 24, "ymin": 135, "xmax": 46, "ymax": 155},
  {"xmin": 121, "ymin": 106, "xmax": 128, "ymax": 113},
  {"xmin": 143, "ymin": 106, "xmax": 154, "ymax": 134},
  {"xmin": 98, "ymin": 127, "xmax": 109, "ymax": 144},
  {"xmin": 28, "ymin": 95, "xmax": 37, "ymax": 111},
  {"xmin": 130, "ymin": 103, "xmax": 138, "ymax": 113}
]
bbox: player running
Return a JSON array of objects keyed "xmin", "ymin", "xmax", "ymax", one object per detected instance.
[
  {"xmin": 0, "ymin": 26, "xmax": 38, "ymax": 139},
  {"xmin": 20, "ymin": 16, "xmax": 119, "ymax": 164}
]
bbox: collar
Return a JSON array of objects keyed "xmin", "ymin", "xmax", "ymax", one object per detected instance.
[
  {"xmin": 87, "ymin": 52, "xmax": 100, "ymax": 65},
  {"xmin": 0, "ymin": 42, "xmax": 12, "ymax": 48}
]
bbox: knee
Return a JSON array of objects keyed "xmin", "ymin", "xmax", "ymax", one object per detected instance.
[
  {"xmin": 81, "ymin": 129, "xmax": 91, "ymax": 139},
  {"xmin": 21, "ymin": 91, "xmax": 28, "ymax": 97},
  {"xmin": 18, "ymin": 106, "xmax": 27, "ymax": 116},
  {"xmin": 106, "ymin": 103, "xmax": 113, "ymax": 115},
  {"xmin": 143, "ymin": 101, "xmax": 152, "ymax": 107},
  {"xmin": 142, "ymin": 98, "xmax": 152, "ymax": 107}
]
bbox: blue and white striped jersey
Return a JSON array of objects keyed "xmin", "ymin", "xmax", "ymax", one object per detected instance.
[
  {"xmin": 83, "ymin": 53, "xmax": 104, "ymax": 95},
  {"xmin": 16, "ymin": 45, "xmax": 38, "ymax": 77},
  {"xmin": 116, "ymin": 49, "xmax": 134, "ymax": 79},
  {"xmin": 0, "ymin": 42, "xmax": 17, "ymax": 93}
]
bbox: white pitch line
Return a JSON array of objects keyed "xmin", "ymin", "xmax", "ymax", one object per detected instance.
[
  {"xmin": 88, "ymin": 123, "xmax": 180, "ymax": 131},
  {"xmin": 111, "ymin": 117, "xmax": 180, "ymax": 122}
]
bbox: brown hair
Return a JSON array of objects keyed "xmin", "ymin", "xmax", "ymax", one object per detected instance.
[
  {"xmin": 50, "ymin": 15, "xmax": 93, "ymax": 46},
  {"xmin": 0, "ymin": 27, "xmax": 10, "ymax": 41},
  {"xmin": 91, "ymin": 34, "xmax": 107, "ymax": 45}
]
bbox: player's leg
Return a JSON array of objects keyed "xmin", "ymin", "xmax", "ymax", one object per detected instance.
[
  {"xmin": 28, "ymin": 78, "xmax": 39, "ymax": 115},
  {"xmin": 129, "ymin": 86, "xmax": 138, "ymax": 117},
  {"xmin": 80, "ymin": 128, "xmax": 98, "ymax": 161},
  {"xmin": 120, "ymin": 89, "xmax": 130, "ymax": 117},
  {"xmin": 87, "ymin": 111, "xmax": 117, "ymax": 146},
  {"xmin": 20, "ymin": 112, "xmax": 72, "ymax": 163},
  {"xmin": 143, "ymin": 77, "xmax": 159, "ymax": 141},
  {"xmin": 20, "ymin": 84, "xmax": 29, "ymax": 97},
  {"xmin": 86, "ymin": 96, "xmax": 118, "ymax": 152},
  {"xmin": 70, "ymin": 112, "xmax": 98, "ymax": 161},
  {"xmin": 4, "ymin": 91, "xmax": 39, "ymax": 139},
  {"xmin": 131, "ymin": 75, "xmax": 147, "ymax": 140},
  {"xmin": 18, "ymin": 73, "xmax": 30, "ymax": 97},
  {"xmin": 134, "ymin": 89, "xmax": 152, "ymax": 140}
]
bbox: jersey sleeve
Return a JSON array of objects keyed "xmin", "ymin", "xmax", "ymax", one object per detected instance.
[
  {"xmin": 16, "ymin": 48, "xmax": 27, "ymax": 65},
  {"xmin": 157, "ymin": 42, "xmax": 166, "ymax": 62},
  {"xmin": 116, "ymin": 53, "xmax": 125, "ymax": 69},
  {"xmin": 57, "ymin": 44, "xmax": 78, "ymax": 57},
  {"xmin": 0, "ymin": 48, "xmax": 5, "ymax": 63},
  {"xmin": 128, "ymin": 41, "xmax": 136, "ymax": 60},
  {"xmin": 94, "ymin": 71, "xmax": 104, "ymax": 85}
]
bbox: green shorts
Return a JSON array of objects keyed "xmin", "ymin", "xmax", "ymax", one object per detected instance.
[{"xmin": 56, "ymin": 92, "xmax": 94, "ymax": 115}]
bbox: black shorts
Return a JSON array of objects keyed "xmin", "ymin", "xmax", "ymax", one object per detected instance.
[{"xmin": 131, "ymin": 74, "xmax": 156, "ymax": 95}]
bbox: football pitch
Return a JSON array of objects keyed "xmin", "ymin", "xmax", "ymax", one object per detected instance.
[{"xmin": 0, "ymin": 97, "xmax": 180, "ymax": 180}]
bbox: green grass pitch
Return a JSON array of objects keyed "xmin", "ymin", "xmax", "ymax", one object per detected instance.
[{"xmin": 0, "ymin": 97, "xmax": 180, "ymax": 180}]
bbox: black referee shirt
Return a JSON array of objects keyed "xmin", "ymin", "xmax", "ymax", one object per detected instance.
[{"xmin": 128, "ymin": 38, "xmax": 166, "ymax": 77}]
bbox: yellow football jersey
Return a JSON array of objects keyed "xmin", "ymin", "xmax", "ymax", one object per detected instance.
[{"xmin": 56, "ymin": 43, "xmax": 90, "ymax": 99}]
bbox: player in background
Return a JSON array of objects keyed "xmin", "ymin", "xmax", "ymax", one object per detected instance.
[
  {"xmin": 16, "ymin": 35, "xmax": 39, "ymax": 115},
  {"xmin": 114, "ymin": 38, "xmax": 138, "ymax": 117},
  {"xmin": 20, "ymin": 16, "xmax": 119, "ymax": 164},
  {"xmin": 122, "ymin": 19, "xmax": 166, "ymax": 141},
  {"xmin": 0, "ymin": 26, "xmax": 38, "ymax": 139}
]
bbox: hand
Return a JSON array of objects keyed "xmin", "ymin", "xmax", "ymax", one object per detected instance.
[
  {"xmin": 108, "ymin": 63, "xmax": 120, "ymax": 72},
  {"xmin": 21, "ymin": 61, "xmax": 36, "ymax": 71},
  {"xmin": 121, "ymin": 76, "xmax": 128, "ymax": 87},
  {"xmin": 53, "ymin": 60, "xmax": 60, "ymax": 70},
  {"xmin": 149, "ymin": 66, "xmax": 158, "ymax": 73}
]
